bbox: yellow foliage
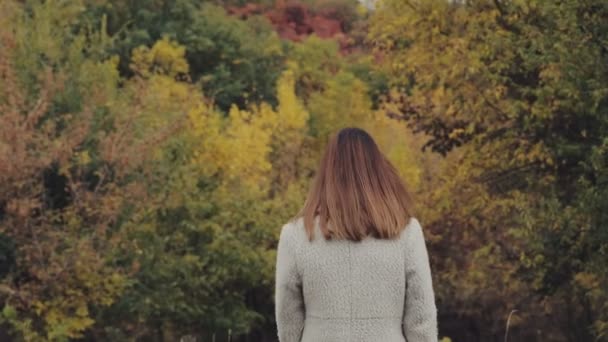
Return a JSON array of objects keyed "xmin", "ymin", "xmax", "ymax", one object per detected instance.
[
  {"xmin": 189, "ymin": 69, "xmax": 310, "ymax": 195},
  {"xmin": 222, "ymin": 104, "xmax": 277, "ymax": 187},
  {"xmin": 276, "ymin": 70, "xmax": 309, "ymax": 132},
  {"xmin": 364, "ymin": 111, "xmax": 424, "ymax": 191},
  {"xmin": 130, "ymin": 37, "xmax": 189, "ymax": 77},
  {"xmin": 308, "ymin": 72, "xmax": 373, "ymax": 138}
]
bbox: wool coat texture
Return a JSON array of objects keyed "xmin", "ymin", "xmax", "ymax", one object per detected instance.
[{"xmin": 275, "ymin": 217, "xmax": 438, "ymax": 342}]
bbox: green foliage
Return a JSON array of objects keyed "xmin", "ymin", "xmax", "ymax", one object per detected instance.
[
  {"xmin": 0, "ymin": 234, "xmax": 15, "ymax": 280},
  {"xmin": 371, "ymin": 0, "xmax": 608, "ymax": 340},
  {"xmin": 84, "ymin": 0, "xmax": 285, "ymax": 111},
  {"xmin": 287, "ymin": 36, "xmax": 344, "ymax": 101},
  {"xmin": 1, "ymin": 0, "xmax": 606, "ymax": 341}
]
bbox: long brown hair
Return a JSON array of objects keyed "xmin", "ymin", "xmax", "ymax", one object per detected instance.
[{"xmin": 298, "ymin": 127, "xmax": 413, "ymax": 241}]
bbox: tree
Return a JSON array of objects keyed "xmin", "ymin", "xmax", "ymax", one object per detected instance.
[
  {"xmin": 0, "ymin": 1, "xmax": 179, "ymax": 339},
  {"xmin": 83, "ymin": 1, "xmax": 286, "ymax": 111},
  {"xmin": 370, "ymin": 0, "xmax": 608, "ymax": 340}
]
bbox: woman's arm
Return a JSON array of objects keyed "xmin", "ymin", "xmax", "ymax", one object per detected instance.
[
  {"xmin": 403, "ymin": 219, "xmax": 438, "ymax": 342},
  {"xmin": 275, "ymin": 223, "xmax": 305, "ymax": 342}
]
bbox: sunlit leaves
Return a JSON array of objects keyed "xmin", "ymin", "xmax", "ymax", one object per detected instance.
[{"xmin": 131, "ymin": 37, "xmax": 189, "ymax": 78}]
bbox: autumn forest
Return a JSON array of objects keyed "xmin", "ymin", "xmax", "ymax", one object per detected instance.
[{"xmin": 0, "ymin": 0, "xmax": 607, "ymax": 341}]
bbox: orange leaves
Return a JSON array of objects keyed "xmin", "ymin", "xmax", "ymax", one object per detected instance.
[{"xmin": 4, "ymin": 199, "xmax": 39, "ymax": 219}]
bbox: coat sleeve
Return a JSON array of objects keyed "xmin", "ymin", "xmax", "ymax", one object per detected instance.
[
  {"xmin": 275, "ymin": 223, "xmax": 305, "ymax": 342},
  {"xmin": 403, "ymin": 219, "xmax": 438, "ymax": 342}
]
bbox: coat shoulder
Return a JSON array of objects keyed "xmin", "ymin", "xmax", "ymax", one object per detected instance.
[
  {"xmin": 280, "ymin": 217, "xmax": 308, "ymax": 245},
  {"xmin": 400, "ymin": 216, "xmax": 425, "ymax": 244}
]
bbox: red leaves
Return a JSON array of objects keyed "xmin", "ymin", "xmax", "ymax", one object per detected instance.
[{"xmin": 228, "ymin": 2, "xmax": 347, "ymax": 43}]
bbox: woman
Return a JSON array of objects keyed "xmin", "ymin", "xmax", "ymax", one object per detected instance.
[{"xmin": 275, "ymin": 128, "xmax": 437, "ymax": 342}]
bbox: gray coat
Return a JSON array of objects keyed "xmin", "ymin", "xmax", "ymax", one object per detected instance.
[{"xmin": 275, "ymin": 217, "xmax": 438, "ymax": 342}]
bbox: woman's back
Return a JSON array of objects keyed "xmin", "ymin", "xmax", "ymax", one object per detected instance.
[
  {"xmin": 275, "ymin": 217, "xmax": 437, "ymax": 342},
  {"xmin": 274, "ymin": 128, "xmax": 437, "ymax": 342}
]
